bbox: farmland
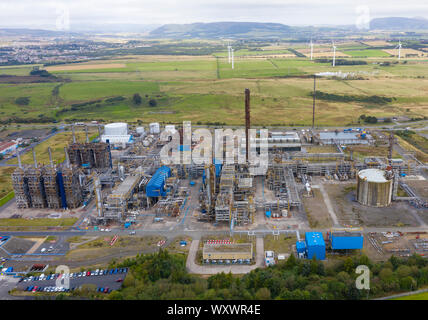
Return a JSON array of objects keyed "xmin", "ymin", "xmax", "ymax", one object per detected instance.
[{"xmin": 0, "ymin": 41, "xmax": 427, "ymax": 127}]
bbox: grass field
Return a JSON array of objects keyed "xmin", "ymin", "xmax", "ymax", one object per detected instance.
[
  {"xmin": 392, "ymin": 291, "xmax": 428, "ymax": 300},
  {"xmin": 0, "ymin": 218, "xmax": 77, "ymax": 226},
  {"xmin": 343, "ymin": 49, "xmax": 391, "ymax": 57},
  {"xmin": 1, "ymin": 53, "xmax": 428, "ymax": 127}
]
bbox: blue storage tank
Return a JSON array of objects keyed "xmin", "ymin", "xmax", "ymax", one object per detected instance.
[
  {"xmin": 331, "ymin": 231, "xmax": 363, "ymax": 250},
  {"xmin": 296, "ymin": 241, "xmax": 306, "ymax": 254},
  {"xmin": 146, "ymin": 166, "xmax": 171, "ymax": 198},
  {"xmin": 305, "ymin": 232, "xmax": 326, "ymax": 260}
]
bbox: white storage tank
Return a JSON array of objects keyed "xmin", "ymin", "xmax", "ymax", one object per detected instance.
[
  {"xmin": 149, "ymin": 122, "xmax": 160, "ymax": 134},
  {"xmin": 357, "ymin": 168, "xmax": 393, "ymax": 207},
  {"xmin": 136, "ymin": 127, "xmax": 145, "ymax": 135},
  {"xmin": 104, "ymin": 123, "xmax": 128, "ymax": 136}
]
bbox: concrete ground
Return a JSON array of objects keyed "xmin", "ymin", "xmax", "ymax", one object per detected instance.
[
  {"xmin": 0, "ymin": 276, "xmax": 21, "ymax": 300},
  {"xmin": 186, "ymin": 237, "xmax": 264, "ymax": 274},
  {"xmin": 15, "ymin": 272, "xmax": 125, "ymax": 295}
]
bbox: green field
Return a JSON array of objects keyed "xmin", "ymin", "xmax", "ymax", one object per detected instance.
[
  {"xmin": 0, "ymin": 218, "xmax": 77, "ymax": 226},
  {"xmin": 392, "ymin": 291, "xmax": 428, "ymax": 300},
  {"xmin": 1, "ymin": 49, "xmax": 428, "ymax": 126},
  {"xmin": 343, "ymin": 49, "xmax": 391, "ymax": 57}
]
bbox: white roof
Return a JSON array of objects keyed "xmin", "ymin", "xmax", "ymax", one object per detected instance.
[{"xmin": 358, "ymin": 169, "xmax": 388, "ymax": 182}]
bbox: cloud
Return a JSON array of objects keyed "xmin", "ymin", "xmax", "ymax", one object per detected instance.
[{"xmin": 0, "ymin": 0, "xmax": 426, "ymax": 29}]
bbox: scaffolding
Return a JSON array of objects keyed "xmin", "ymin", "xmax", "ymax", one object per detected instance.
[{"xmin": 67, "ymin": 142, "xmax": 112, "ymax": 170}]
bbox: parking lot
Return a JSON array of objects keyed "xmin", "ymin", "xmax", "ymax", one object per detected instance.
[{"xmin": 16, "ymin": 268, "xmax": 127, "ymax": 294}]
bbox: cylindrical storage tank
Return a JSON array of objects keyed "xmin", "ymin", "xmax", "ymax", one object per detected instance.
[
  {"xmin": 104, "ymin": 123, "xmax": 128, "ymax": 136},
  {"xmin": 136, "ymin": 127, "xmax": 145, "ymax": 135},
  {"xmin": 149, "ymin": 122, "xmax": 160, "ymax": 134},
  {"xmin": 357, "ymin": 169, "xmax": 393, "ymax": 207}
]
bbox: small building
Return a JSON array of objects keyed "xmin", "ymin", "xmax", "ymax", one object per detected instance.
[
  {"xmin": 203, "ymin": 243, "xmax": 253, "ymax": 261},
  {"xmin": 0, "ymin": 141, "xmax": 18, "ymax": 156},
  {"xmin": 305, "ymin": 232, "xmax": 326, "ymax": 260},
  {"xmin": 264, "ymin": 250, "xmax": 275, "ymax": 266},
  {"xmin": 331, "ymin": 230, "xmax": 364, "ymax": 250}
]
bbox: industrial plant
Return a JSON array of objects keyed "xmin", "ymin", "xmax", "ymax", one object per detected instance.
[{"xmin": 8, "ymin": 89, "xmax": 427, "ymax": 266}]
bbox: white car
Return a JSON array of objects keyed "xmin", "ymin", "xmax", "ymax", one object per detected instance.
[{"xmin": 40, "ymin": 248, "xmax": 46, "ymax": 253}]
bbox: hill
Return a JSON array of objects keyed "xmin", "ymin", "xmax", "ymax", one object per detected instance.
[
  {"xmin": 149, "ymin": 21, "xmax": 294, "ymax": 39},
  {"xmin": 370, "ymin": 17, "xmax": 428, "ymax": 30}
]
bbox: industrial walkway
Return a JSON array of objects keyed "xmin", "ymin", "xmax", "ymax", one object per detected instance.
[
  {"xmin": 313, "ymin": 184, "xmax": 340, "ymax": 227},
  {"xmin": 186, "ymin": 237, "xmax": 264, "ymax": 275}
]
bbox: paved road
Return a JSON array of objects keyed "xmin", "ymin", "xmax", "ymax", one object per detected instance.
[
  {"xmin": 375, "ymin": 288, "xmax": 428, "ymax": 300},
  {"xmin": 0, "ymin": 276, "xmax": 21, "ymax": 300},
  {"xmin": 186, "ymin": 237, "xmax": 264, "ymax": 274}
]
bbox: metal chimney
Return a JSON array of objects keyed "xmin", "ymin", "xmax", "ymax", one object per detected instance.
[
  {"xmin": 48, "ymin": 146, "xmax": 54, "ymax": 168},
  {"xmin": 72, "ymin": 125, "xmax": 76, "ymax": 144},
  {"xmin": 245, "ymin": 88, "xmax": 250, "ymax": 163},
  {"xmin": 64, "ymin": 147, "xmax": 70, "ymax": 168},
  {"xmin": 85, "ymin": 125, "xmax": 89, "ymax": 143},
  {"xmin": 32, "ymin": 148, "xmax": 37, "ymax": 168},
  {"xmin": 17, "ymin": 151, "xmax": 22, "ymax": 169}
]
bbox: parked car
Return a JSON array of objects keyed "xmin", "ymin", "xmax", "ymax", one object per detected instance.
[
  {"xmin": 116, "ymin": 278, "xmax": 123, "ymax": 282},
  {"xmin": 104, "ymin": 287, "xmax": 109, "ymax": 293},
  {"xmin": 32, "ymin": 286, "xmax": 38, "ymax": 292}
]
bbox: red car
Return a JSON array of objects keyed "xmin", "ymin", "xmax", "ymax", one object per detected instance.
[
  {"xmin": 104, "ymin": 287, "xmax": 109, "ymax": 293},
  {"xmin": 32, "ymin": 286, "xmax": 38, "ymax": 292},
  {"xmin": 115, "ymin": 279, "xmax": 123, "ymax": 282},
  {"xmin": 86, "ymin": 271, "xmax": 91, "ymax": 276}
]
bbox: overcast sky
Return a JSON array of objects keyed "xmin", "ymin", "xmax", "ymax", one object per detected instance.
[{"xmin": 0, "ymin": 0, "xmax": 426, "ymax": 30}]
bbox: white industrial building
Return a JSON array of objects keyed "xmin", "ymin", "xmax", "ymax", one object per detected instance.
[{"xmin": 101, "ymin": 123, "xmax": 132, "ymax": 146}]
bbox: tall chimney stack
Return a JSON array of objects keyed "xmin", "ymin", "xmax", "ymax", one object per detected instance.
[
  {"xmin": 64, "ymin": 147, "xmax": 70, "ymax": 168},
  {"xmin": 312, "ymin": 74, "xmax": 316, "ymax": 130},
  {"xmin": 17, "ymin": 151, "xmax": 22, "ymax": 169},
  {"xmin": 72, "ymin": 125, "xmax": 76, "ymax": 144},
  {"xmin": 85, "ymin": 125, "xmax": 89, "ymax": 143},
  {"xmin": 245, "ymin": 88, "xmax": 251, "ymax": 163},
  {"xmin": 48, "ymin": 147, "xmax": 54, "ymax": 168},
  {"xmin": 32, "ymin": 148, "xmax": 37, "ymax": 168}
]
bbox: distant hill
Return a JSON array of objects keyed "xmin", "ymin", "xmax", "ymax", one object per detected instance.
[
  {"xmin": 370, "ymin": 17, "xmax": 428, "ymax": 30},
  {"xmin": 0, "ymin": 28, "xmax": 79, "ymax": 37},
  {"xmin": 149, "ymin": 22, "xmax": 294, "ymax": 39}
]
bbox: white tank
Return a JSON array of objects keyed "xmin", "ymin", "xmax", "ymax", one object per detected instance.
[
  {"xmin": 165, "ymin": 125, "xmax": 176, "ymax": 132},
  {"xmin": 136, "ymin": 127, "xmax": 145, "ymax": 135},
  {"xmin": 149, "ymin": 122, "xmax": 160, "ymax": 134},
  {"xmin": 104, "ymin": 123, "xmax": 128, "ymax": 136}
]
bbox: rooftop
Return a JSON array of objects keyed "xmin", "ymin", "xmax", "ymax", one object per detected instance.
[{"xmin": 358, "ymin": 168, "xmax": 388, "ymax": 183}]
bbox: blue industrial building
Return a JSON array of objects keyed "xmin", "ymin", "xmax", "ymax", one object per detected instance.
[
  {"xmin": 146, "ymin": 166, "xmax": 171, "ymax": 198},
  {"xmin": 305, "ymin": 232, "xmax": 326, "ymax": 260},
  {"xmin": 331, "ymin": 231, "xmax": 364, "ymax": 250},
  {"xmin": 296, "ymin": 241, "xmax": 306, "ymax": 254}
]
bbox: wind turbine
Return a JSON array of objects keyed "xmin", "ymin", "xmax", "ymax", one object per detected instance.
[
  {"xmin": 227, "ymin": 41, "xmax": 231, "ymax": 64},
  {"xmin": 309, "ymin": 39, "xmax": 314, "ymax": 61},
  {"xmin": 332, "ymin": 41, "xmax": 337, "ymax": 67},
  {"xmin": 395, "ymin": 40, "xmax": 402, "ymax": 60}
]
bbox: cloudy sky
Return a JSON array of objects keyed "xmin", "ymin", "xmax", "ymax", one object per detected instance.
[{"xmin": 0, "ymin": 0, "xmax": 426, "ymax": 30}]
